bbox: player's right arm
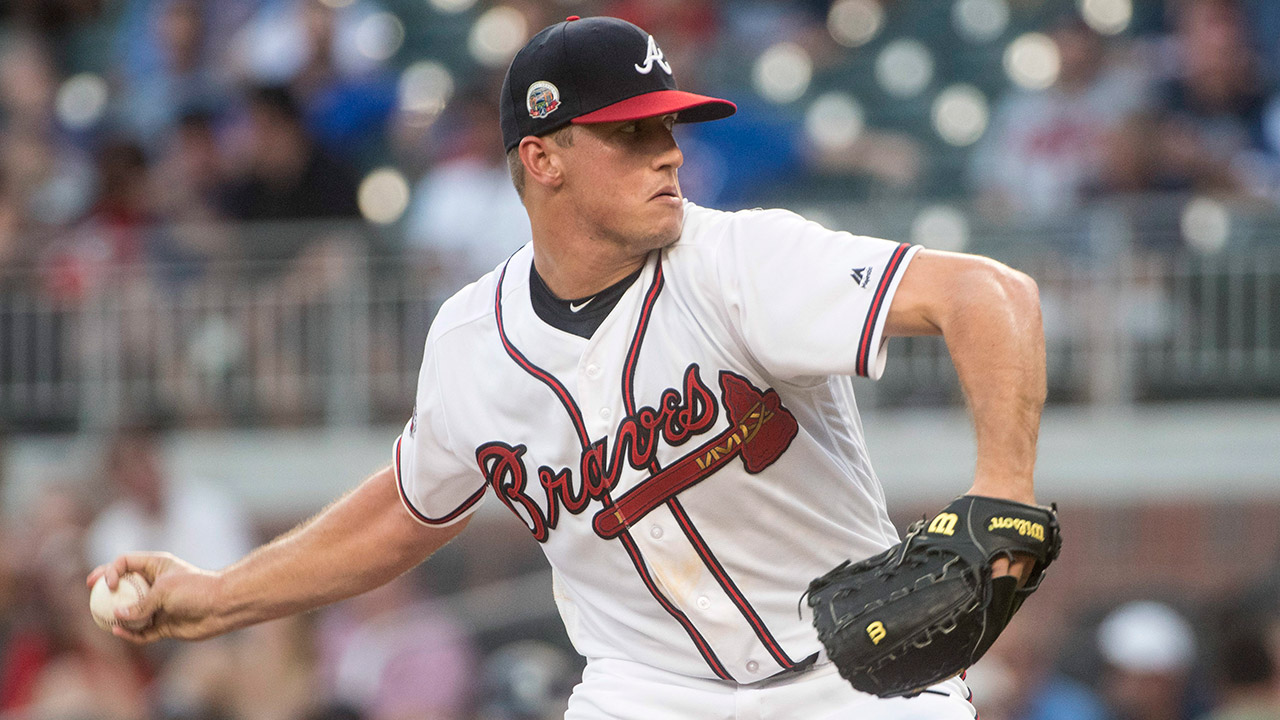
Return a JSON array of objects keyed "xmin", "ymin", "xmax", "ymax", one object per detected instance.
[{"xmin": 85, "ymin": 464, "xmax": 470, "ymax": 643}]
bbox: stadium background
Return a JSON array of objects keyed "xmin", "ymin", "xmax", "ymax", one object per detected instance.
[{"xmin": 1, "ymin": 0, "xmax": 1279, "ymax": 718}]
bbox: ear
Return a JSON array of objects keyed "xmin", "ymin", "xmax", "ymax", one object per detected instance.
[{"xmin": 518, "ymin": 136, "xmax": 564, "ymax": 191}]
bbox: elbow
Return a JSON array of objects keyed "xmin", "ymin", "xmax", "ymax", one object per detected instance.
[
  {"xmin": 997, "ymin": 264, "xmax": 1042, "ymax": 323},
  {"xmin": 958, "ymin": 257, "xmax": 1040, "ymax": 322}
]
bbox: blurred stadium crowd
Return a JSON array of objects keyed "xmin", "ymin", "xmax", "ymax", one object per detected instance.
[{"xmin": 1, "ymin": 0, "xmax": 1279, "ymax": 719}]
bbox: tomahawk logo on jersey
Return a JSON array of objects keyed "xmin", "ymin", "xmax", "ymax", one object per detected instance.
[{"xmin": 395, "ymin": 201, "xmax": 921, "ymax": 683}]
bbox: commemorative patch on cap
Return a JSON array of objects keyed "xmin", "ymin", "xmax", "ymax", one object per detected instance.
[{"xmin": 526, "ymin": 80, "xmax": 561, "ymax": 119}]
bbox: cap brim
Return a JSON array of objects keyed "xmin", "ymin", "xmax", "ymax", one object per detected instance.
[{"xmin": 572, "ymin": 90, "xmax": 736, "ymax": 125}]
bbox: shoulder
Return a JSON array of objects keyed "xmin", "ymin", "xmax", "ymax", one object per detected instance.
[
  {"xmin": 676, "ymin": 201, "xmax": 818, "ymax": 249},
  {"xmin": 425, "ymin": 251, "xmax": 524, "ymax": 349}
]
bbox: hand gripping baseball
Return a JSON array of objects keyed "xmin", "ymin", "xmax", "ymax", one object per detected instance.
[
  {"xmin": 804, "ymin": 495, "xmax": 1061, "ymax": 698},
  {"xmin": 86, "ymin": 552, "xmax": 226, "ymax": 643}
]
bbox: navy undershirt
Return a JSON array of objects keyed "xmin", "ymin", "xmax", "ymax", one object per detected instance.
[{"xmin": 529, "ymin": 263, "xmax": 644, "ymax": 339}]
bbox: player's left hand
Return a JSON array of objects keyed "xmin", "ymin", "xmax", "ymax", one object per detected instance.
[
  {"xmin": 991, "ymin": 553, "xmax": 1036, "ymax": 586},
  {"xmin": 968, "ymin": 487, "xmax": 1038, "ymax": 586}
]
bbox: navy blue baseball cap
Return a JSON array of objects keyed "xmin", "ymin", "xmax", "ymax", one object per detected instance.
[{"xmin": 500, "ymin": 16, "xmax": 737, "ymax": 152}]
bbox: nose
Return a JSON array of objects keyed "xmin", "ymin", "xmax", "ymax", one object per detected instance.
[{"xmin": 653, "ymin": 129, "xmax": 683, "ymax": 172}]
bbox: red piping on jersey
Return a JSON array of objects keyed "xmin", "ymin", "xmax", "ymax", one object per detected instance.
[
  {"xmin": 621, "ymin": 260, "xmax": 666, "ymax": 408},
  {"xmin": 394, "ymin": 435, "xmax": 486, "ymax": 525},
  {"xmin": 494, "ymin": 261, "xmax": 592, "ymax": 448},
  {"xmin": 855, "ymin": 243, "xmax": 913, "ymax": 378},
  {"xmin": 667, "ymin": 498, "xmax": 802, "ymax": 670},
  {"xmin": 494, "ymin": 255, "xmax": 732, "ymax": 681},
  {"xmin": 619, "ymin": 266, "xmax": 803, "ymax": 673}
]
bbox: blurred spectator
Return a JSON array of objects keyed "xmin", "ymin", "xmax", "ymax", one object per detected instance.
[
  {"xmin": 0, "ymin": 31, "xmax": 58, "ymax": 132},
  {"xmin": 151, "ymin": 109, "xmax": 233, "ymax": 234},
  {"xmin": 313, "ymin": 570, "xmax": 478, "ymax": 720},
  {"xmin": 968, "ymin": 602, "xmax": 1113, "ymax": 720},
  {"xmin": 217, "ymin": 83, "xmax": 363, "ymax": 286},
  {"xmin": 970, "ymin": 13, "xmax": 1152, "ymax": 223},
  {"xmin": 0, "ymin": 484, "xmax": 150, "ymax": 720},
  {"xmin": 1146, "ymin": 0, "xmax": 1277, "ymax": 197},
  {"xmin": 1097, "ymin": 600, "xmax": 1202, "ymax": 720},
  {"xmin": 477, "ymin": 640, "xmax": 579, "ymax": 720},
  {"xmin": 228, "ymin": 0, "xmax": 396, "ymax": 160},
  {"xmin": 404, "ymin": 94, "xmax": 530, "ymax": 295},
  {"xmin": 220, "ymin": 85, "xmax": 360, "ymax": 226},
  {"xmin": 116, "ymin": 0, "xmax": 231, "ymax": 150},
  {"xmin": 85, "ymin": 426, "xmax": 256, "ymax": 571},
  {"xmin": 216, "ymin": 85, "xmax": 366, "ymax": 421},
  {"xmin": 1196, "ymin": 625, "xmax": 1280, "ymax": 720},
  {"xmin": 156, "ymin": 615, "xmax": 321, "ymax": 720},
  {"xmin": 0, "ymin": 34, "xmax": 96, "ymax": 233}
]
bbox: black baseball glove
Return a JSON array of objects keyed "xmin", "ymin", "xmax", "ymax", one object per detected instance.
[{"xmin": 804, "ymin": 495, "xmax": 1061, "ymax": 698}]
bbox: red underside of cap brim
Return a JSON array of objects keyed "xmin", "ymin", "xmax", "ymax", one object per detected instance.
[{"xmin": 572, "ymin": 90, "xmax": 737, "ymax": 124}]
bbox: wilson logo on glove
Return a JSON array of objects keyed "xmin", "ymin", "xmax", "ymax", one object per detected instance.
[
  {"xmin": 927, "ymin": 512, "xmax": 958, "ymax": 536},
  {"xmin": 866, "ymin": 621, "xmax": 887, "ymax": 645},
  {"xmin": 987, "ymin": 516, "xmax": 1046, "ymax": 541}
]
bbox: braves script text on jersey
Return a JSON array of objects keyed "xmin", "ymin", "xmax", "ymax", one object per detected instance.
[{"xmin": 397, "ymin": 201, "xmax": 918, "ymax": 683}]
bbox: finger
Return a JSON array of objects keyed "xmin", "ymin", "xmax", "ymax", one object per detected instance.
[
  {"xmin": 116, "ymin": 583, "xmax": 162, "ymax": 628},
  {"xmin": 112, "ymin": 623, "xmax": 163, "ymax": 645},
  {"xmin": 108, "ymin": 553, "xmax": 171, "ymax": 588}
]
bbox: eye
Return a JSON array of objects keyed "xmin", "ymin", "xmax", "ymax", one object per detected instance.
[{"xmin": 619, "ymin": 122, "xmax": 639, "ymax": 134}]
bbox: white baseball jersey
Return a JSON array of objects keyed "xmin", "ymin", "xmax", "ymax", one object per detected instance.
[{"xmin": 396, "ymin": 201, "xmax": 920, "ymax": 683}]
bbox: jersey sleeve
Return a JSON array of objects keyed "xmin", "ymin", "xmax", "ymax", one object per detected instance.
[
  {"xmin": 712, "ymin": 208, "xmax": 920, "ymax": 381},
  {"xmin": 393, "ymin": 340, "xmax": 487, "ymax": 527}
]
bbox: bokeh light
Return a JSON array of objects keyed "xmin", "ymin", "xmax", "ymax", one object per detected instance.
[
  {"xmin": 429, "ymin": 0, "xmax": 478, "ymax": 13},
  {"xmin": 827, "ymin": 0, "xmax": 885, "ymax": 48},
  {"xmin": 1003, "ymin": 32, "xmax": 1060, "ymax": 90},
  {"xmin": 399, "ymin": 60, "xmax": 455, "ymax": 126},
  {"xmin": 911, "ymin": 204, "xmax": 970, "ymax": 251},
  {"xmin": 805, "ymin": 92, "xmax": 866, "ymax": 152},
  {"xmin": 1079, "ymin": 0, "xmax": 1132, "ymax": 36},
  {"xmin": 55, "ymin": 73, "xmax": 109, "ymax": 130},
  {"xmin": 354, "ymin": 12, "xmax": 405, "ymax": 61},
  {"xmin": 953, "ymin": 0, "xmax": 1010, "ymax": 43},
  {"xmin": 358, "ymin": 168, "xmax": 412, "ymax": 225},
  {"xmin": 931, "ymin": 84, "xmax": 989, "ymax": 146},
  {"xmin": 875, "ymin": 39, "xmax": 934, "ymax": 98},
  {"xmin": 469, "ymin": 5, "xmax": 529, "ymax": 68},
  {"xmin": 1181, "ymin": 197, "xmax": 1231, "ymax": 253},
  {"xmin": 753, "ymin": 42, "xmax": 813, "ymax": 104}
]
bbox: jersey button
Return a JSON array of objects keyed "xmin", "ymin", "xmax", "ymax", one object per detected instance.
[
  {"xmin": 650, "ymin": 526, "xmax": 663, "ymax": 539},
  {"xmin": 585, "ymin": 364, "xmax": 601, "ymax": 378},
  {"xmin": 746, "ymin": 661, "xmax": 760, "ymax": 674},
  {"xmin": 599, "ymin": 407, "xmax": 612, "ymax": 419},
  {"xmin": 696, "ymin": 596, "xmax": 711, "ymax": 610}
]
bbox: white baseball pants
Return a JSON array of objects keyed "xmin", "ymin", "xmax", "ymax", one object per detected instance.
[{"xmin": 564, "ymin": 657, "xmax": 977, "ymax": 719}]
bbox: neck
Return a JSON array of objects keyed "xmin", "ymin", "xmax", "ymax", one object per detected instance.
[
  {"xmin": 526, "ymin": 201, "xmax": 652, "ymax": 299},
  {"xmin": 531, "ymin": 241, "xmax": 648, "ymax": 299}
]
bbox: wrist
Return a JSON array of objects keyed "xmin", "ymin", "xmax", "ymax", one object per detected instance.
[{"xmin": 964, "ymin": 481, "xmax": 1036, "ymax": 506}]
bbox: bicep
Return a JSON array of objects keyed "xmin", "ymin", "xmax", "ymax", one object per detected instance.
[
  {"xmin": 883, "ymin": 248, "xmax": 1003, "ymax": 338},
  {"xmin": 367, "ymin": 465, "xmax": 473, "ymax": 567}
]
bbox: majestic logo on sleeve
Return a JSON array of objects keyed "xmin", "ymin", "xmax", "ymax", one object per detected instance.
[
  {"xmin": 476, "ymin": 365, "xmax": 798, "ymax": 542},
  {"xmin": 634, "ymin": 34, "xmax": 673, "ymax": 75}
]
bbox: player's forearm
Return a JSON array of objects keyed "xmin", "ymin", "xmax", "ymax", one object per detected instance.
[
  {"xmin": 936, "ymin": 258, "xmax": 1046, "ymax": 503},
  {"xmin": 213, "ymin": 466, "xmax": 464, "ymax": 631}
]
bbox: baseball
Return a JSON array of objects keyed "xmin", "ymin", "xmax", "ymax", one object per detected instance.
[{"xmin": 89, "ymin": 573, "xmax": 150, "ymax": 632}]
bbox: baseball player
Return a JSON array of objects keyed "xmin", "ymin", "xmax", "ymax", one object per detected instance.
[{"xmin": 89, "ymin": 16, "xmax": 1048, "ymax": 720}]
